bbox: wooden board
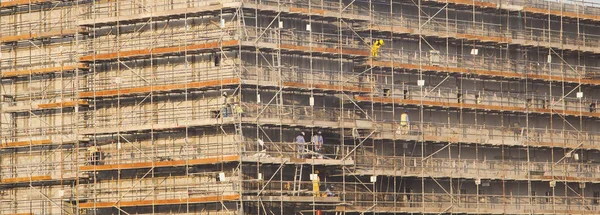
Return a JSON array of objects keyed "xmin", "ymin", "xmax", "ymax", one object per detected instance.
[
  {"xmin": 355, "ymin": 95, "xmax": 600, "ymax": 118},
  {"xmin": 79, "ymin": 194, "xmax": 240, "ymax": 208},
  {"xmin": 279, "ymin": 44, "xmax": 369, "ymax": 56},
  {"xmin": 0, "ymin": 0, "xmax": 54, "ymax": 8},
  {"xmin": 369, "ymin": 25, "xmax": 512, "ymax": 44},
  {"xmin": 524, "ymin": 7, "xmax": 600, "ymax": 22},
  {"xmin": 2, "ymin": 64, "xmax": 88, "ymax": 78},
  {"xmin": 80, "ymin": 40, "xmax": 238, "ymax": 61},
  {"xmin": 36, "ymin": 100, "xmax": 89, "ymax": 109},
  {"xmin": 78, "ymin": 78, "xmax": 240, "ymax": 98},
  {"xmin": 366, "ymin": 61, "xmax": 600, "ymax": 86},
  {"xmin": 78, "ymin": 3, "xmax": 241, "ymax": 26},
  {"xmin": 289, "ymin": 7, "xmax": 325, "ymax": 15},
  {"xmin": 0, "ymin": 139, "xmax": 52, "ymax": 148},
  {"xmin": 1, "ymin": 175, "xmax": 51, "ymax": 184},
  {"xmin": 0, "ymin": 28, "xmax": 86, "ymax": 43},
  {"xmin": 283, "ymin": 82, "xmax": 371, "ymax": 93},
  {"xmin": 439, "ymin": 0, "xmax": 496, "ymax": 8},
  {"xmin": 79, "ymin": 155, "xmax": 240, "ymax": 171}
]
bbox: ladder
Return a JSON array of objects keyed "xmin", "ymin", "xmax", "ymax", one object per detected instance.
[
  {"xmin": 234, "ymin": 122, "xmax": 242, "ymax": 138},
  {"xmin": 234, "ymin": 105, "xmax": 244, "ymax": 152},
  {"xmin": 293, "ymin": 164, "xmax": 303, "ymax": 196}
]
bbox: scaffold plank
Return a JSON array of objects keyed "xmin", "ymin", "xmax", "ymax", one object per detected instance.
[
  {"xmin": 244, "ymin": 196, "xmax": 341, "ymax": 202},
  {"xmin": 430, "ymin": 0, "xmax": 600, "ymax": 23},
  {"xmin": 0, "ymin": 139, "xmax": 52, "ymax": 149},
  {"xmin": 1, "ymin": 64, "xmax": 88, "ymax": 78},
  {"xmin": 0, "ymin": 0, "xmax": 54, "ymax": 8},
  {"xmin": 289, "ymin": 7, "xmax": 325, "ymax": 15},
  {"xmin": 78, "ymin": 194, "xmax": 240, "ymax": 209},
  {"xmin": 79, "ymin": 155, "xmax": 240, "ymax": 171},
  {"xmin": 243, "ymin": 3, "xmax": 371, "ymax": 21},
  {"xmin": 438, "ymin": 0, "xmax": 496, "ymax": 8},
  {"xmin": 1, "ymin": 175, "xmax": 51, "ymax": 184},
  {"xmin": 0, "ymin": 28, "xmax": 86, "ymax": 43},
  {"xmin": 78, "ymin": 2, "xmax": 241, "ymax": 27},
  {"xmin": 524, "ymin": 7, "xmax": 600, "ymax": 22},
  {"xmin": 279, "ymin": 44, "xmax": 369, "ymax": 56},
  {"xmin": 242, "ymin": 156, "xmax": 355, "ymax": 165},
  {"xmin": 366, "ymin": 61, "xmax": 600, "ymax": 85},
  {"xmin": 37, "ymin": 100, "xmax": 89, "ymax": 109},
  {"xmin": 79, "ymin": 40, "xmax": 239, "ymax": 62},
  {"xmin": 351, "ymin": 167, "xmax": 596, "ymax": 183},
  {"xmin": 367, "ymin": 25, "xmax": 512, "ymax": 44},
  {"xmin": 356, "ymin": 95, "xmax": 600, "ymax": 118},
  {"xmin": 78, "ymin": 78, "xmax": 240, "ymax": 98},
  {"xmin": 456, "ymin": 33, "xmax": 512, "ymax": 43},
  {"xmin": 283, "ymin": 82, "xmax": 372, "ymax": 93},
  {"xmin": 3, "ymin": 100, "xmax": 89, "ymax": 113}
]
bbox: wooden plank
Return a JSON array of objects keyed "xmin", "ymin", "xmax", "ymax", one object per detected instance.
[
  {"xmin": 5, "ymin": 213, "xmax": 34, "ymax": 215},
  {"xmin": 1, "ymin": 175, "xmax": 51, "ymax": 184},
  {"xmin": 369, "ymin": 25, "xmax": 512, "ymax": 44},
  {"xmin": 441, "ymin": 0, "xmax": 496, "ymax": 8},
  {"xmin": 366, "ymin": 61, "xmax": 600, "ymax": 86},
  {"xmin": 456, "ymin": 33, "xmax": 512, "ymax": 43},
  {"xmin": 2, "ymin": 64, "xmax": 89, "ymax": 78},
  {"xmin": 78, "ymin": 78, "xmax": 240, "ymax": 98},
  {"xmin": 79, "ymin": 194, "xmax": 240, "ymax": 209},
  {"xmin": 0, "ymin": 0, "xmax": 54, "ymax": 7},
  {"xmin": 283, "ymin": 82, "xmax": 372, "ymax": 93},
  {"xmin": 524, "ymin": 7, "xmax": 600, "ymax": 22},
  {"xmin": 36, "ymin": 100, "xmax": 88, "ymax": 109},
  {"xmin": 79, "ymin": 155, "xmax": 240, "ymax": 171},
  {"xmin": 0, "ymin": 28, "xmax": 86, "ymax": 43},
  {"xmin": 289, "ymin": 7, "xmax": 325, "ymax": 15},
  {"xmin": 80, "ymin": 40, "xmax": 238, "ymax": 61},
  {"xmin": 1, "ymin": 139, "xmax": 52, "ymax": 148},
  {"xmin": 356, "ymin": 96, "xmax": 600, "ymax": 118},
  {"xmin": 78, "ymin": 3, "xmax": 240, "ymax": 26},
  {"xmin": 279, "ymin": 44, "xmax": 369, "ymax": 56},
  {"xmin": 433, "ymin": 0, "xmax": 600, "ymax": 23}
]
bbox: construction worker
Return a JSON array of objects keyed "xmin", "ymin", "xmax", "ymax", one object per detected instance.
[
  {"xmin": 324, "ymin": 184, "xmax": 335, "ymax": 197},
  {"xmin": 88, "ymin": 144, "xmax": 100, "ymax": 165},
  {"xmin": 312, "ymin": 170, "xmax": 320, "ymax": 197},
  {"xmin": 312, "ymin": 131, "xmax": 324, "ymax": 158},
  {"xmin": 221, "ymin": 92, "xmax": 229, "ymax": 118},
  {"xmin": 512, "ymin": 122, "xmax": 521, "ymax": 141},
  {"xmin": 296, "ymin": 132, "xmax": 306, "ymax": 158},
  {"xmin": 399, "ymin": 111, "xmax": 410, "ymax": 135},
  {"xmin": 232, "ymin": 104, "xmax": 244, "ymax": 117},
  {"xmin": 371, "ymin": 39, "xmax": 384, "ymax": 57}
]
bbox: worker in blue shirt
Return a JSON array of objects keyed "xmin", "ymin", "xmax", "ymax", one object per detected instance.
[{"xmin": 296, "ymin": 132, "xmax": 306, "ymax": 158}]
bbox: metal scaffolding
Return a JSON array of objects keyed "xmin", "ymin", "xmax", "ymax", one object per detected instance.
[{"xmin": 3, "ymin": 0, "xmax": 600, "ymax": 214}]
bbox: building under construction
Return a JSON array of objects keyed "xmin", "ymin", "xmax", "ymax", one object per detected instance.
[{"xmin": 4, "ymin": 0, "xmax": 600, "ymax": 214}]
